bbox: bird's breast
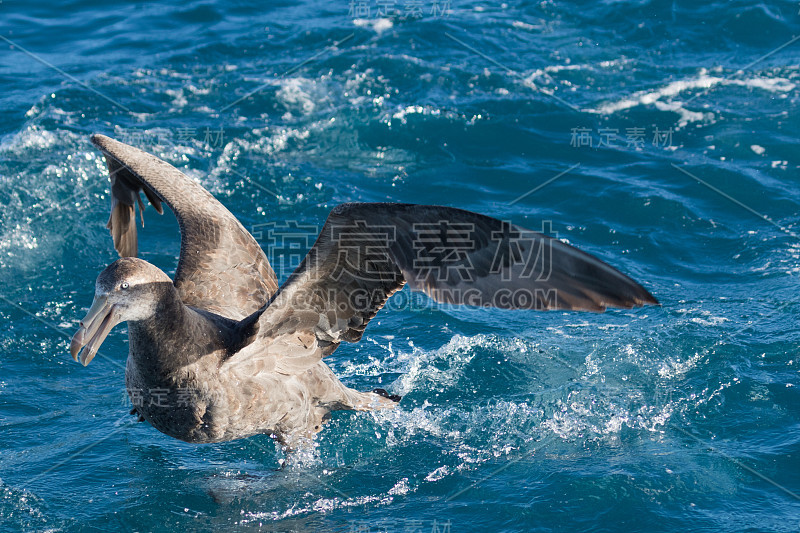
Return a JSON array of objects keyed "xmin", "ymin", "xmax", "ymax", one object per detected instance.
[{"xmin": 125, "ymin": 356, "xmax": 228, "ymax": 442}]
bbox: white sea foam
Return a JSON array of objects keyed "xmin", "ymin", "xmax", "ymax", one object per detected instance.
[
  {"xmin": 353, "ymin": 17, "xmax": 393, "ymax": 33},
  {"xmin": 0, "ymin": 125, "xmax": 62, "ymax": 153},
  {"xmin": 657, "ymin": 350, "xmax": 703, "ymax": 379},
  {"xmin": 425, "ymin": 465, "xmax": 450, "ymax": 482},
  {"xmin": 164, "ymin": 88, "xmax": 187, "ymax": 109},
  {"xmin": 276, "ymin": 78, "xmax": 318, "ymax": 117},
  {"xmin": 237, "ymin": 473, "xmax": 415, "ymax": 523},
  {"xmin": 344, "ymin": 331, "xmax": 680, "ymax": 445},
  {"xmin": 590, "ymin": 72, "xmax": 795, "ymax": 125},
  {"xmin": 0, "ymin": 479, "xmax": 53, "ymax": 531},
  {"xmin": 207, "ymin": 127, "xmax": 312, "ymax": 199},
  {"xmin": 390, "ymin": 104, "xmax": 448, "ymax": 124},
  {"xmin": 522, "ymin": 58, "xmax": 631, "ymax": 94},
  {"xmin": 0, "ymin": 127, "xmax": 99, "ymax": 273}
]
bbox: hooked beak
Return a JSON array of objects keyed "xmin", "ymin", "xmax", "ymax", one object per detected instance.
[{"xmin": 70, "ymin": 295, "xmax": 122, "ymax": 366}]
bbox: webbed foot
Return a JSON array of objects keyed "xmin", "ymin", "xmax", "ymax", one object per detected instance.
[{"xmin": 372, "ymin": 388, "xmax": 401, "ymax": 402}]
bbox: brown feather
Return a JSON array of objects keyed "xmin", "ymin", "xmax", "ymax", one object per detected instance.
[{"xmin": 106, "ymin": 201, "xmax": 137, "ymax": 257}]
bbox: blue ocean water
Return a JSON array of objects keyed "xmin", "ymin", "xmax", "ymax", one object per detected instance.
[{"xmin": 1, "ymin": 0, "xmax": 799, "ymax": 531}]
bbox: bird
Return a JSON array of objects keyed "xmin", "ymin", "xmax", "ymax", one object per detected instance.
[{"xmin": 70, "ymin": 134, "xmax": 658, "ymax": 449}]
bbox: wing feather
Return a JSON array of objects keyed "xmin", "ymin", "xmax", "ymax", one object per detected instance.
[
  {"xmin": 91, "ymin": 134, "xmax": 279, "ymax": 318},
  {"xmin": 256, "ymin": 203, "xmax": 658, "ymax": 365}
]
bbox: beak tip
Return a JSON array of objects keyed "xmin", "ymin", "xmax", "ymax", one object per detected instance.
[
  {"xmin": 70, "ymin": 297, "xmax": 117, "ymax": 367},
  {"xmin": 70, "ymin": 329, "xmax": 85, "ymax": 363}
]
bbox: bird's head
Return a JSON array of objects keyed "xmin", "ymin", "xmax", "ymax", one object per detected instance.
[{"xmin": 70, "ymin": 257, "xmax": 172, "ymax": 366}]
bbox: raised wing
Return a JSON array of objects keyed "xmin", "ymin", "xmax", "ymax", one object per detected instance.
[
  {"xmin": 256, "ymin": 202, "xmax": 658, "ymax": 362},
  {"xmin": 91, "ymin": 134, "xmax": 279, "ymax": 318}
]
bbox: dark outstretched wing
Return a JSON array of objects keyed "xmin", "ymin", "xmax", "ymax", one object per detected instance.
[
  {"xmin": 257, "ymin": 203, "xmax": 658, "ymax": 356},
  {"xmin": 91, "ymin": 134, "xmax": 279, "ymax": 318}
]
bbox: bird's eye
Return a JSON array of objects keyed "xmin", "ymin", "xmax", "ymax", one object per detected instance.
[{"xmin": 121, "ymin": 282, "xmax": 129, "ymax": 290}]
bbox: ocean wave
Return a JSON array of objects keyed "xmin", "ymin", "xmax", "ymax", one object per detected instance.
[
  {"xmin": 0, "ymin": 479, "xmax": 61, "ymax": 532},
  {"xmin": 589, "ymin": 69, "xmax": 796, "ymax": 126}
]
